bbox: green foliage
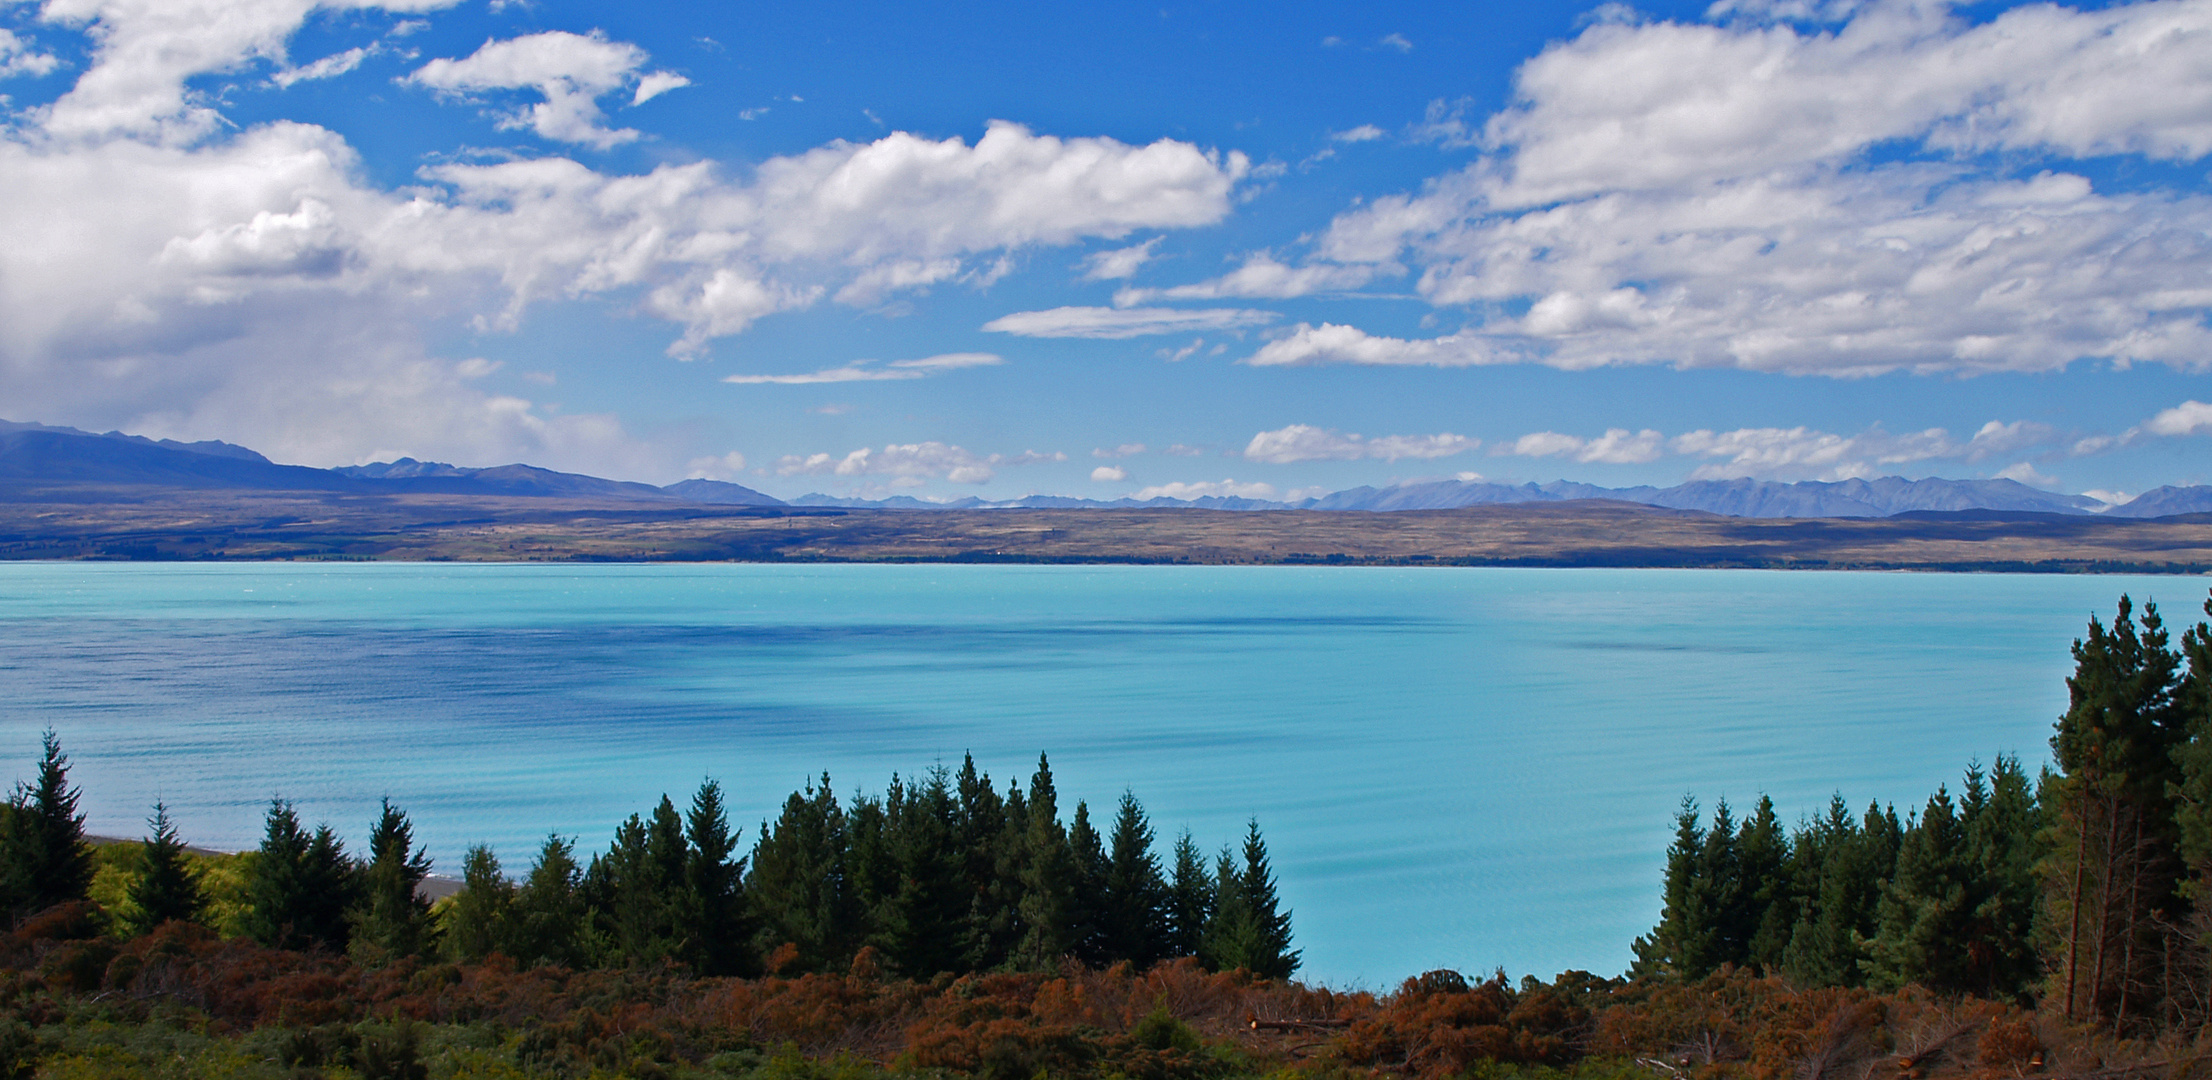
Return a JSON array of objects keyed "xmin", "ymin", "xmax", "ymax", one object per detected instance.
[
  {"xmin": 442, "ymin": 843, "xmax": 514, "ymax": 963},
  {"xmin": 1014, "ymin": 753, "xmax": 1077, "ymax": 969},
  {"xmin": 747, "ymin": 774, "xmax": 854, "ymax": 972},
  {"xmin": 1201, "ymin": 819, "xmax": 1298, "ymax": 978},
  {"xmin": 509, "ymin": 833, "xmax": 585, "ymax": 968},
  {"xmin": 351, "ymin": 797, "xmax": 436, "ymax": 962},
  {"xmin": 239, "ymin": 798, "xmax": 358, "ymax": 951},
  {"xmin": 1167, "ymin": 829, "xmax": 1214, "ymax": 961},
  {"xmin": 0, "ymin": 729, "xmax": 94, "ymax": 920},
  {"xmin": 1103, "ymin": 790, "xmax": 1172, "ymax": 969},
  {"xmin": 121, "ymin": 801, "xmax": 204, "ymax": 935}
]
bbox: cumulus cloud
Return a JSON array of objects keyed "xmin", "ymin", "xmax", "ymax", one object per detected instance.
[
  {"xmin": 2146, "ymin": 400, "xmax": 2212, "ymax": 436},
  {"xmin": 270, "ymin": 45, "xmax": 372, "ymax": 88},
  {"xmin": 1130, "ymin": 479, "xmax": 1279, "ymax": 501},
  {"xmin": 1246, "ymin": 323, "xmax": 1524, "ymax": 367},
  {"xmin": 1285, "ymin": 0, "xmax": 2212, "ymax": 378},
  {"xmin": 982, "ymin": 305, "xmax": 1275, "ymax": 339},
  {"xmin": 1112, "ymin": 253, "xmax": 1375, "ymax": 304},
  {"xmin": 722, "ymin": 353, "xmax": 1002, "ymax": 384},
  {"xmin": 1243, "ymin": 424, "xmax": 1476, "ymax": 464},
  {"xmin": 685, "ymin": 451, "xmax": 747, "ymax": 479},
  {"xmin": 773, "ymin": 442, "xmax": 1059, "ymax": 486},
  {"xmin": 1502, "ymin": 428, "xmax": 1665, "ymax": 465},
  {"xmin": 0, "ymin": 4, "xmax": 1250, "ymax": 472},
  {"xmin": 1331, "ymin": 124, "xmax": 1386, "ymax": 143},
  {"xmin": 1080, "ymin": 238, "xmax": 1160, "ymax": 280},
  {"xmin": 36, "ymin": 0, "xmax": 458, "ymax": 142},
  {"xmin": 1092, "ymin": 443, "xmax": 1146, "ymax": 458},
  {"xmin": 1090, "ymin": 465, "xmax": 1126, "ymax": 482},
  {"xmin": 407, "ymin": 31, "xmax": 687, "ymax": 148},
  {"xmin": 0, "ymin": 29, "xmax": 63, "ymax": 79},
  {"xmin": 1486, "ymin": 419, "xmax": 2080, "ymax": 480}
]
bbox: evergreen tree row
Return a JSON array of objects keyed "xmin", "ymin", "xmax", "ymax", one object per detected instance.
[
  {"xmin": 0, "ymin": 742, "xmax": 1298, "ymax": 981},
  {"xmin": 1636, "ymin": 590, "xmax": 2212, "ymax": 1035}
]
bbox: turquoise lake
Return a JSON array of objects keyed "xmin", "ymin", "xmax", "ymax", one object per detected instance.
[{"xmin": 1, "ymin": 562, "xmax": 2204, "ymax": 986}]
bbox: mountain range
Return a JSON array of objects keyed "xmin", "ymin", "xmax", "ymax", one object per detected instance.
[{"xmin": 4, "ymin": 418, "xmax": 2210, "ymax": 520}]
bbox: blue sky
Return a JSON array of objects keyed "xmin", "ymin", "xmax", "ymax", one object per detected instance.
[{"xmin": 1, "ymin": 0, "xmax": 2209, "ymax": 503}]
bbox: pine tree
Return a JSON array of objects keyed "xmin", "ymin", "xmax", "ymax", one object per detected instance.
[
  {"xmin": 588, "ymin": 796, "xmax": 692, "ymax": 967},
  {"xmin": 242, "ymin": 800, "xmax": 357, "ymax": 951},
  {"xmin": 2047, "ymin": 595, "xmax": 2187, "ymax": 1025},
  {"xmin": 443, "ymin": 845, "xmax": 514, "ymax": 963},
  {"xmin": 881, "ymin": 769, "xmax": 969, "ymax": 976},
  {"xmin": 1868, "ymin": 787, "xmax": 1974, "ymax": 990},
  {"xmin": 122, "ymin": 801, "xmax": 203, "ymax": 934},
  {"xmin": 1961, "ymin": 756, "xmax": 2044, "ymax": 1000},
  {"xmin": 1735, "ymin": 796, "xmax": 1792, "ymax": 971},
  {"xmin": 1166, "ymin": 830, "xmax": 1213, "ymax": 960},
  {"xmin": 747, "ymin": 774, "xmax": 852, "ymax": 971},
  {"xmin": 1102, "ymin": 790, "xmax": 1171, "ymax": 969},
  {"xmin": 1632, "ymin": 797, "xmax": 1718, "ymax": 979},
  {"xmin": 1213, "ymin": 819, "xmax": 1297, "ymax": 978},
  {"xmin": 685, "ymin": 780, "xmax": 756, "ymax": 976},
  {"xmin": 1067, "ymin": 801, "xmax": 1111, "ymax": 964},
  {"xmin": 0, "ymin": 730, "xmax": 93, "ymax": 920},
  {"xmin": 1013, "ymin": 754, "xmax": 1076, "ymax": 968},
  {"xmin": 352, "ymin": 798, "xmax": 435, "ymax": 961},
  {"xmin": 509, "ymin": 834, "xmax": 585, "ymax": 968},
  {"xmin": 954, "ymin": 756, "xmax": 1017, "ymax": 970},
  {"xmin": 1781, "ymin": 800, "xmax": 1898, "ymax": 988}
]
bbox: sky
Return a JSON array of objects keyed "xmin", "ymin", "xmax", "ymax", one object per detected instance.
[{"xmin": 0, "ymin": 0, "xmax": 2209, "ymax": 504}]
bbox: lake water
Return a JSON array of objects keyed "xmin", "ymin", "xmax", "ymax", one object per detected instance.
[{"xmin": 0, "ymin": 562, "xmax": 2202, "ymax": 986}]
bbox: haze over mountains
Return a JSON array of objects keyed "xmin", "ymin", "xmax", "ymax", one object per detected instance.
[{"xmin": 5, "ymin": 419, "xmax": 2210, "ymax": 520}]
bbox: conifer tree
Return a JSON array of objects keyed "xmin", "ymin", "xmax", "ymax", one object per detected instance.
[
  {"xmin": 509, "ymin": 834, "xmax": 585, "ymax": 968},
  {"xmin": 352, "ymin": 798, "xmax": 435, "ymax": 961},
  {"xmin": 1960, "ymin": 756, "xmax": 2044, "ymax": 1000},
  {"xmin": 1067, "ymin": 801, "xmax": 1111, "ymax": 964},
  {"xmin": 1734, "ymin": 796, "xmax": 1792, "ymax": 971},
  {"xmin": 588, "ymin": 796, "xmax": 691, "ymax": 966},
  {"xmin": 122, "ymin": 801, "xmax": 203, "ymax": 935},
  {"xmin": 1103, "ymin": 791, "xmax": 1171, "ymax": 969},
  {"xmin": 1868, "ymin": 787, "xmax": 1974, "ymax": 990},
  {"xmin": 1166, "ymin": 830, "xmax": 1213, "ymax": 960},
  {"xmin": 2046, "ymin": 595, "xmax": 2187, "ymax": 1025},
  {"xmin": 886, "ymin": 769, "xmax": 969, "ymax": 976},
  {"xmin": 1632, "ymin": 797, "xmax": 1718, "ymax": 979},
  {"xmin": 1202, "ymin": 819, "xmax": 1297, "ymax": 978},
  {"xmin": 242, "ymin": 799, "xmax": 357, "ymax": 951},
  {"xmin": 685, "ymin": 780, "xmax": 756, "ymax": 976},
  {"xmin": 954, "ymin": 757, "xmax": 1017, "ymax": 970},
  {"xmin": 0, "ymin": 730, "xmax": 93, "ymax": 920},
  {"xmin": 1780, "ymin": 800, "xmax": 1898, "ymax": 988},
  {"xmin": 748, "ymin": 774, "xmax": 852, "ymax": 971},
  {"xmin": 443, "ymin": 845, "xmax": 514, "ymax": 963},
  {"xmin": 1013, "ymin": 754, "xmax": 1076, "ymax": 968}
]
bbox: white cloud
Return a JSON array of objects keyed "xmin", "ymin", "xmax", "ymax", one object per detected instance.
[
  {"xmin": 1502, "ymin": 428, "xmax": 1665, "ymax": 464},
  {"xmin": 1379, "ymin": 33, "xmax": 1413, "ymax": 52},
  {"xmin": 406, "ymin": 31, "xmax": 687, "ymax": 149},
  {"xmin": 1092, "ymin": 443, "xmax": 1145, "ymax": 458},
  {"xmin": 1994, "ymin": 461, "xmax": 2060, "ymax": 488},
  {"xmin": 1331, "ymin": 124, "xmax": 1386, "ymax": 143},
  {"xmin": 35, "ymin": 0, "xmax": 458, "ymax": 142},
  {"xmin": 773, "ymin": 441, "xmax": 1058, "ymax": 486},
  {"xmin": 0, "ymin": 29, "xmax": 63, "ymax": 79},
  {"xmin": 982, "ymin": 305, "xmax": 1275, "ymax": 339},
  {"xmin": 1246, "ymin": 323, "xmax": 1524, "ymax": 367},
  {"xmin": 1670, "ymin": 425, "xmax": 1961, "ymax": 480},
  {"xmin": 1130, "ymin": 479, "xmax": 1279, "ymax": 501},
  {"xmin": 722, "ymin": 352, "xmax": 1002, "ymax": 384},
  {"xmin": 0, "ymin": 3, "xmax": 1247, "ymax": 472},
  {"xmin": 686, "ymin": 451, "xmax": 747, "ymax": 479},
  {"xmin": 1080, "ymin": 237, "xmax": 1160, "ymax": 280},
  {"xmin": 1293, "ymin": 0, "xmax": 2212, "ymax": 378},
  {"xmin": 2146, "ymin": 400, "xmax": 2212, "ymax": 436},
  {"xmin": 1090, "ymin": 465, "xmax": 1127, "ymax": 482},
  {"xmin": 270, "ymin": 45, "xmax": 371, "ymax": 88},
  {"xmin": 1243, "ymin": 424, "xmax": 1476, "ymax": 464},
  {"xmin": 1113, "ymin": 253, "xmax": 1375, "ymax": 304}
]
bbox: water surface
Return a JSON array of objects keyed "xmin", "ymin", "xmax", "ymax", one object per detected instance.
[{"xmin": 0, "ymin": 562, "xmax": 2198, "ymax": 985}]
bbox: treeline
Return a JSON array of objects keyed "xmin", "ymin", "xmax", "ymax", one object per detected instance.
[
  {"xmin": 0, "ymin": 746, "xmax": 1297, "ymax": 980},
  {"xmin": 1635, "ymin": 590, "xmax": 2212, "ymax": 1034}
]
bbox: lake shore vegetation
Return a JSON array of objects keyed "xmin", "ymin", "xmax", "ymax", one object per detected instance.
[{"xmin": 8, "ymin": 591, "xmax": 2212, "ymax": 1077}]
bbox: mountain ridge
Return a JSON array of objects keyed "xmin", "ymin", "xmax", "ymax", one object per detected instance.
[{"xmin": 2, "ymin": 418, "xmax": 2204, "ymax": 520}]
